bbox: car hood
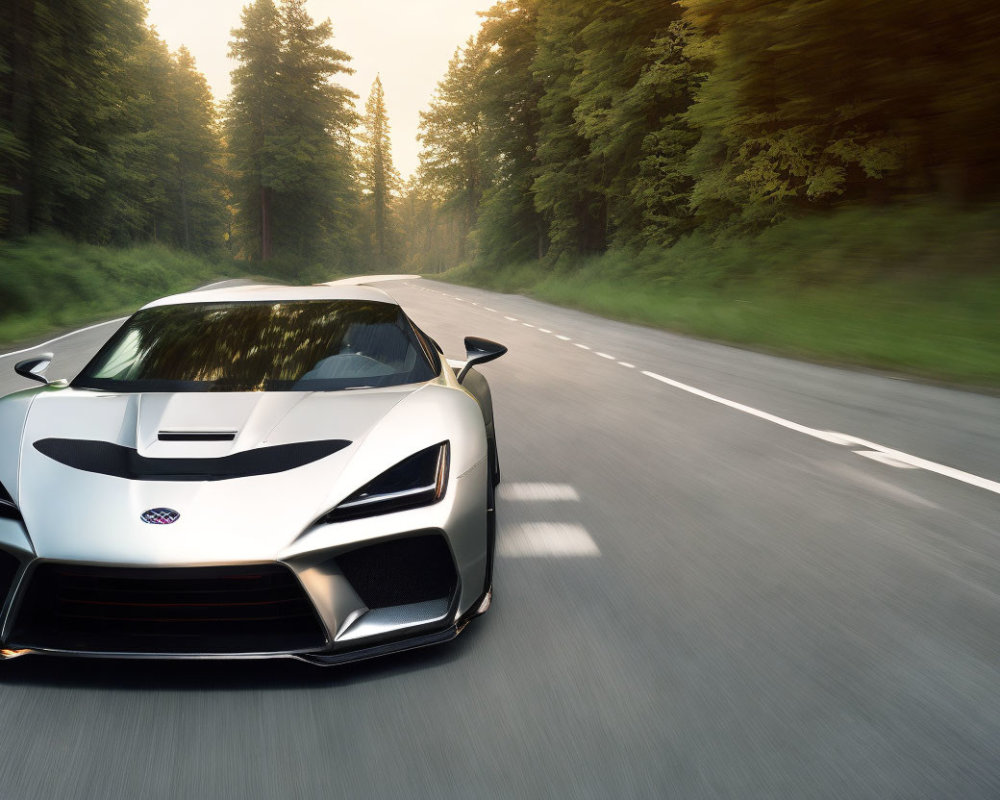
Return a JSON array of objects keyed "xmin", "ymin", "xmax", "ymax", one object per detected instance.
[{"xmin": 7, "ymin": 386, "xmax": 431, "ymax": 564}]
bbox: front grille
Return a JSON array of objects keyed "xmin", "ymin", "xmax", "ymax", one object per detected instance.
[
  {"xmin": 10, "ymin": 563, "xmax": 327, "ymax": 654},
  {"xmin": 337, "ymin": 534, "xmax": 458, "ymax": 609}
]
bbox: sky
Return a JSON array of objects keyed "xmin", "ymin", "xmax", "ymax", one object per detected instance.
[{"xmin": 146, "ymin": 0, "xmax": 493, "ymax": 180}]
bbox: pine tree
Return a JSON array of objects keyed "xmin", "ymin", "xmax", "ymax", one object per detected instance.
[
  {"xmin": 271, "ymin": 0, "xmax": 357, "ymax": 263},
  {"xmin": 226, "ymin": 0, "xmax": 283, "ymax": 260},
  {"xmin": 474, "ymin": 0, "xmax": 547, "ymax": 266},
  {"xmin": 417, "ymin": 41, "xmax": 487, "ymax": 263},
  {"xmin": 0, "ymin": 0, "xmax": 147, "ymax": 238},
  {"xmin": 359, "ymin": 75, "xmax": 401, "ymax": 269},
  {"xmin": 531, "ymin": 0, "xmax": 604, "ymax": 260},
  {"xmin": 571, "ymin": 0, "xmax": 688, "ymax": 246},
  {"xmin": 163, "ymin": 47, "xmax": 226, "ymax": 252},
  {"xmin": 226, "ymin": 0, "xmax": 357, "ymax": 267},
  {"xmin": 0, "ymin": 48, "xmax": 27, "ymax": 234}
]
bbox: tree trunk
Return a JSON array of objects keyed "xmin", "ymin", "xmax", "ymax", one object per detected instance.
[
  {"xmin": 180, "ymin": 177, "xmax": 191, "ymax": 250},
  {"xmin": 260, "ymin": 186, "xmax": 272, "ymax": 260}
]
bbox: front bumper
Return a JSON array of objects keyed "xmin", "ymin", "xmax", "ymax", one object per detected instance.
[
  {"xmin": 0, "ymin": 526, "xmax": 489, "ymax": 667},
  {"xmin": 0, "ymin": 587, "xmax": 490, "ymax": 667}
]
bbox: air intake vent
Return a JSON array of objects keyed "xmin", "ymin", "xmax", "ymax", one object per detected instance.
[
  {"xmin": 10, "ymin": 563, "xmax": 327, "ymax": 654},
  {"xmin": 337, "ymin": 533, "xmax": 457, "ymax": 609},
  {"xmin": 0, "ymin": 549, "xmax": 20, "ymax": 608}
]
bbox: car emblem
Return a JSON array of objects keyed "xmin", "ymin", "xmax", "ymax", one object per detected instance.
[{"xmin": 141, "ymin": 508, "xmax": 180, "ymax": 525}]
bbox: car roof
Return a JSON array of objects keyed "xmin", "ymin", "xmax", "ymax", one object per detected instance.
[{"xmin": 141, "ymin": 281, "xmax": 399, "ymax": 310}]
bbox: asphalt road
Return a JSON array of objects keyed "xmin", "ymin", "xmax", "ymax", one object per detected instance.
[{"xmin": 0, "ymin": 277, "xmax": 997, "ymax": 799}]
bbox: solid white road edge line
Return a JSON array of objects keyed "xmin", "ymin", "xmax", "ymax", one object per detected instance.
[
  {"xmin": 0, "ymin": 276, "xmax": 248, "ymax": 360},
  {"xmin": 641, "ymin": 370, "xmax": 1000, "ymax": 496},
  {"xmin": 854, "ymin": 450, "xmax": 920, "ymax": 469}
]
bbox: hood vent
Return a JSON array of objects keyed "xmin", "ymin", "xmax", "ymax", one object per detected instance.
[{"xmin": 158, "ymin": 431, "xmax": 237, "ymax": 442}]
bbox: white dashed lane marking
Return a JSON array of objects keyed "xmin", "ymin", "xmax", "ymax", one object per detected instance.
[
  {"xmin": 556, "ymin": 335, "xmax": 571, "ymax": 341},
  {"xmin": 618, "ymin": 362, "xmax": 636, "ymax": 369},
  {"xmin": 574, "ymin": 343, "xmax": 591, "ymax": 351},
  {"xmin": 500, "ymin": 483, "xmax": 580, "ymax": 502},
  {"xmin": 595, "ymin": 352, "xmax": 615, "ymax": 360},
  {"xmin": 499, "ymin": 523, "xmax": 600, "ymax": 558},
  {"xmin": 0, "ymin": 318, "xmax": 128, "ymax": 360}
]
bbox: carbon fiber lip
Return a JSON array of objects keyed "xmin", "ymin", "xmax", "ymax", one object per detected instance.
[
  {"xmin": 295, "ymin": 624, "xmax": 462, "ymax": 666},
  {"xmin": 0, "ymin": 647, "xmax": 319, "ymax": 661},
  {"xmin": 0, "ymin": 626, "xmax": 464, "ymax": 665}
]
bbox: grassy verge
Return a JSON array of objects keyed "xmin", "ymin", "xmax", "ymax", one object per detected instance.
[
  {"xmin": 440, "ymin": 204, "xmax": 1000, "ymax": 388},
  {"xmin": 0, "ymin": 235, "xmax": 251, "ymax": 347}
]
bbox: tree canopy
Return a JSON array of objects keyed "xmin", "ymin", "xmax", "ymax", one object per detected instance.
[
  {"xmin": 0, "ymin": 0, "xmax": 225, "ymax": 250},
  {"xmin": 402, "ymin": 0, "xmax": 1000, "ymax": 271},
  {"xmin": 225, "ymin": 0, "xmax": 357, "ymax": 267},
  {"xmin": 3, "ymin": 0, "xmax": 998, "ymax": 281}
]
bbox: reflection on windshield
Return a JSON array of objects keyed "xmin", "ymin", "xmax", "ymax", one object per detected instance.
[{"xmin": 73, "ymin": 300, "xmax": 437, "ymax": 392}]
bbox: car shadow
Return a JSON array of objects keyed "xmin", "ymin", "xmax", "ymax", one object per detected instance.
[{"xmin": 0, "ymin": 616, "xmax": 488, "ymax": 691}]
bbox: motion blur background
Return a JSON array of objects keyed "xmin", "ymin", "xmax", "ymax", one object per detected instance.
[{"xmin": 0, "ymin": 0, "xmax": 998, "ymax": 385}]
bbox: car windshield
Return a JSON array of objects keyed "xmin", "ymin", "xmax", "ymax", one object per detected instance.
[{"xmin": 72, "ymin": 299, "xmax": 438, "ymax": 392}]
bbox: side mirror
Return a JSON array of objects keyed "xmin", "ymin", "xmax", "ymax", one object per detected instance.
[
  {"xmin": 456, "ymin": 337, "xmax": 507, "ymax": 383},
  {"xmin": 14, "ymin": 353, "xmax": 54, "ymax": 385}
]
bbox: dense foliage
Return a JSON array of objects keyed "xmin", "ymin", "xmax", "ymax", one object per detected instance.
[
  {"xmin": 0, "ymin": 0, "xmax": 226, "ymax": 251},
  {"xmin": 1, "ymin": 0, "xmax": 370, "ymax": 276},
  {"xmin": 403, "ymin": 0, "xmax": 1000, "ymax": 271},
  {"xmin": 0, "ymin": 234, "xmax": 248, "ymax": 343},
  {"xmin": 3, "ymin": 0, "xmax": 997, "ymax": 284}
]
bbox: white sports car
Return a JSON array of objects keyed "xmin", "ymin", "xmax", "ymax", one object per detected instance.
[{"xmin": 0, "ymin": 282, "xmax": 506, "ymax": 665}]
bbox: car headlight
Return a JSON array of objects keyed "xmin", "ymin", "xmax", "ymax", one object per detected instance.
[
  {"xmin": 0, "ymin": 480, "xmax": 22, "ymax": 522},
  {"xmin": 322, "ymin": 442, "xmax": 449, "ymax": 523}
]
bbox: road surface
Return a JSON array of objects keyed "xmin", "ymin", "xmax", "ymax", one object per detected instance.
[{"xmin": 0, "ymin": 277, "xmax": 997, "ymax": 799}]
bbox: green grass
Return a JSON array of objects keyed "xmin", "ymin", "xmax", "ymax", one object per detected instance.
[
  {"xmin": 441, "ymin": 203, "xmax": 1000, "ymax": 388},
  {"xmin": 0, "ymin": 235, "xmax": 252, "ymax": 346}
]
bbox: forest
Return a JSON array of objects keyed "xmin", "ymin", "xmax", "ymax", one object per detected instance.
[
  {"xmin": 405, "ymin": 0, "xmax": 999, "ymax": 270},
  {"xmin": 1, "ymin": 0, "xmax": 998, "ymax": 381}
]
